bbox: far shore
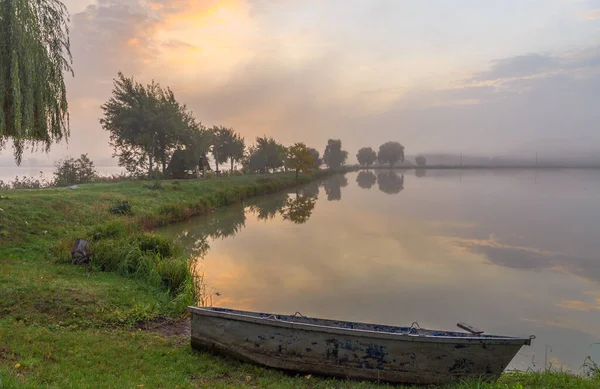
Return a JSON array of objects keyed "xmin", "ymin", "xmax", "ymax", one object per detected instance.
[{"xmin": 358, "ymin": 164, "xmax": 600, "ymax": 170}]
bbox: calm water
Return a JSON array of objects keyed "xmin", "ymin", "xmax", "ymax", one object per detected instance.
[{"xmin": 160, "ymin": 169, "xmax": 600, "ymax": 372}]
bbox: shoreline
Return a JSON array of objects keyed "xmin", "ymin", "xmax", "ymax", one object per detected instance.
[
  {"xmin": 1, "ymin": 170, "xmax": 598, "ymax": 388},
  {"xmin": 357, "ymin": 165, "xmax": 600, "ymax": 170}
]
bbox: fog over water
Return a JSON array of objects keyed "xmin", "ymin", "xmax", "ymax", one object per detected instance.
[{"xmin": 160, "ymin": 169, "xmax": 600, "ymax": 372}]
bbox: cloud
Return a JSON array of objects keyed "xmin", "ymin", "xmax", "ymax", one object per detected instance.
[
  {"xmin": 453, "ymin": 236, "xmax": 600, "ymax": 286},
  {"xmin": 556, "ymin": 298, "xmax": 600, "ymax": 312},
  {"xmin": 4, "ymin": 0, "xmax": 600, "ymax": 166},
  {"xmin": 161, "ymin": 39, "xmax": 199, "ymax": 50},
  {"xmin": 473, "ymin": 54, "xmax": 559, "ymax": 81},
  {"xmin": 67, "ymin": 1, "xmax": 160, "ymax": 99},
  {"xmin": 577, "ymin": 9, "xmax": 600, "ymax": 20}
]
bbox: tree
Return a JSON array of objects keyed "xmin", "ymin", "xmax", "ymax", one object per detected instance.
[
  {"xmin": 377, "ymin": 142, "xmax": 405, "ymax": 167},
  {"xmin": 210, "ymin": 126, "xmax": 231, "ymax": 173},
  {"xmin": 182, "ymin": 122, "xmax": 211, "ymax": 177},
  {"xmin": 285, "ymin": 142, "xmax": 317, "ymax": 180},
  {"xmin": 154, "ymin": 87, "xmax": 193, "ymax": 175},
  {"xmin": 356, "ymin": 170, "xmax": 376, "ymax": 189},
  {"xmin": 323, "ymin": 139, "xmax": 348, "ymax": 169},
  {"xmin": 229, "ymin": 133, "xmax": 245, "ymax": 172},
  {"xmin": 53, "ymin": 154, "xmax": 98, "ymax": 186},
  {"xmin": 415, "ymin": 155, "xmax": 427, "ymax": 167},
  {"xmin": 100, "ymin": 73, "xmax": 193, "ymax": 178},
  {"xmin": 244, "ymin": 136, "xmax": 285, "ymax": 173},
  {"xmin": 307, "ymin": 148, "xmax": 322, "ymax": 169},
  {"xmin": 356, "ymin": 147, "xmax": 377, "ymax": 168},
  {"xmin": 207, "ymin": 126, "xmax": 245, "ymax": 173},
  {"xmin": 0, "ymin": 0, "xmax": 73, "ymax": 165}
]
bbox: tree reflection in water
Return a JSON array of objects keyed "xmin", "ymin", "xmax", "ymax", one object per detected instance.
[
  {"xmin": 171, "ymin": 203, "xmax": 246, "ymax": 258},
  {"xmin": 248, "ymin": 191, "xmax": 289, "ymax": 221},
  {"xmin": 356, "ymin": 170, "xmax": 377, "ymax": 189},
  {"xmin": 377, "ymin": 171, "xmax": 404, "ymax": 194},
  {"xmin": 300, "ymin": 180, "xmax": 320, "ymax": 198},
  {"xmin": 280, "ymin": 192, "xmax": 318, "ymax": 224},
  {"xmin": 323, "ymin": 174, "xmax": 348, "ymax": 201}
]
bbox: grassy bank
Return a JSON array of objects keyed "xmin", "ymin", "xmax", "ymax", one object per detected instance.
[{"xmin": 1, "ymin": 172, "xmax": 599, "ymax": 388}]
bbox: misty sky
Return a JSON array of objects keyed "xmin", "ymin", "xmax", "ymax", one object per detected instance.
[{"xmin": 2, "ymin": 0, "xmax": 600, "ymax": 166}]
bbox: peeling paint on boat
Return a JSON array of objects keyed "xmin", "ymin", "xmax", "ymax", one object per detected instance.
[{"xmin": 189, "ymin": 307, "xmax": 533, "ymax": 385}]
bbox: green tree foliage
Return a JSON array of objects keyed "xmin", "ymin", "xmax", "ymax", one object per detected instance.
[
  {"xmin": 307, "ymin": 148, "xmax": 322, "ymax": 169},
  {"xmin": 100, "ymin": 73, "xmax": 194, "ymax": 178},
  {"xmin": 0, "ymin": 0, "xmax": 73, "ymax": 164},
  {"xmin": 209, "ymin": 126, "xmax": 231, "ymax": 173},
  {"xmin": 207, "ymin": 126, "xmax": 245, "ymax": 172},
  {"xmin": 415, "ymin": 155, "xmax": 427, "ymax": 167},
  {"xmin": 377, "ymin": 141, "xmax": 405, "ymax": 167},
  {"xmin": 356, "ymin": 147, "xmax": 377, "ymax": 167},
  {"xmin": 230, "ymin": 136, "xmax": 245, "ymax": 171},
  {"xmin": 323, "ymin": 139, "xmax": 348, "ymax": 169},
  {"xmin": 285, "ymin": 142, "xmax": 317, "ymax": 179},
  {"xmin": 182, "ymin": 123, "xmax": 211, "ymax": 176},
  {"xmin": 53, "ymin": 154, "xmax": 98, "ymax": 186},
  {"xmin": 244, "ymin": 136, "xmax": 285, "ymax": 173}
]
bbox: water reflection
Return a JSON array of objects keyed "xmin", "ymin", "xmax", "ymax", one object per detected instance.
[
  {"xmin": 280, "ymin": 193, "xmax": 318, "ymax": 224},
  {"xmin": 415, "ymin": 168, "xmax": 427, "ymax": 178},
  {"xmin": 300, "ymin": 180, "xmax": 320, "ymax": 198},
  {"xmin": 377, "ymin": 171, "xmax": 404, "ymax": 194},
  {"xmin": 323, "ymin": 174, "xmax": 348, "ymax": 200},
  {"xmin": 170, "ymin": 185, "xmax": 320, "ymax": 258},
  {"xmin": 356, "ymin": 170, "xmax": 377, "ymax": 189},
  {"xmin": 249, "ymin": 191, "xmax": 289, "ymax": 221},
  {"xmin": 159, "ymin": 170, "xmax": 600, "ymax": 372}
]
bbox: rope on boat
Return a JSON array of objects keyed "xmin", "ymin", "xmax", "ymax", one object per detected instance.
[{"xmin": 292, "ymin": 311, "xmax": 306, "ymax": 318}]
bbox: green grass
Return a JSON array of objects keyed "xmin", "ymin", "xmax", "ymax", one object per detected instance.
[{"xmin": 1, "ymin": 172, "xmax": 599, "ymax": 388}]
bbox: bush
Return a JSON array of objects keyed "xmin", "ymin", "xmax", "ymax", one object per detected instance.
[
  {"xmin": 92, "ymin": 173, "xmax": 131, "ymax": 184},
  {"xmin": 90, "ymin": 233, "xmax": 189, "ymax": 295},
  {"xmin": 53, "ymin": 154, "xmax": 98, "ymax": 186},
  {"xmin": 134, "ymin": 234, "xmax": 175, "ymax": 257},
  {"xmin": 110, "ymin": 200, "xmax": 132, "ymax": 215},
  {"xmin": 89, "ymin": 220, "xmax": 132, "ymax": 241},
  {"xmin": 170, "ymin": 180, "xmax": 182, "ymax": 191},
  {"xmin": 146, "ymin": 181, "xmax": 164, "ymax": 190},
  {"xmin": 1, "ymin": 173, "xmax": 52, "ymax": 189}
]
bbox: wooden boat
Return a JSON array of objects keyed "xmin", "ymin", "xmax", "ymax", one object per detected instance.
[{"xmin": 188, "ymin": 307, "xmax": 534, "ymax": 385}]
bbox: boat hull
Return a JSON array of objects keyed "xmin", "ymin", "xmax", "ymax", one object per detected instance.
[{"xmin": 189, "ymin": 307, "xmax": 531, "ymax": 385}]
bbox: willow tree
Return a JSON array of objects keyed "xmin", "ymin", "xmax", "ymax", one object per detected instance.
[{"xmin": 0, "ymin": 0, "xmax": 73, "ymax": 164}]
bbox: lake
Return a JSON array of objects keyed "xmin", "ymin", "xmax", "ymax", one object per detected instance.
[{"xmin": 159, "ymin": 169, "xmax": 600, "ymax": 372}]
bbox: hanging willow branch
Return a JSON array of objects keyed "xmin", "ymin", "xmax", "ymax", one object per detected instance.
[{"xmin": 0, "ymin": 0, "xmax": 73, "ymax": 164}]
